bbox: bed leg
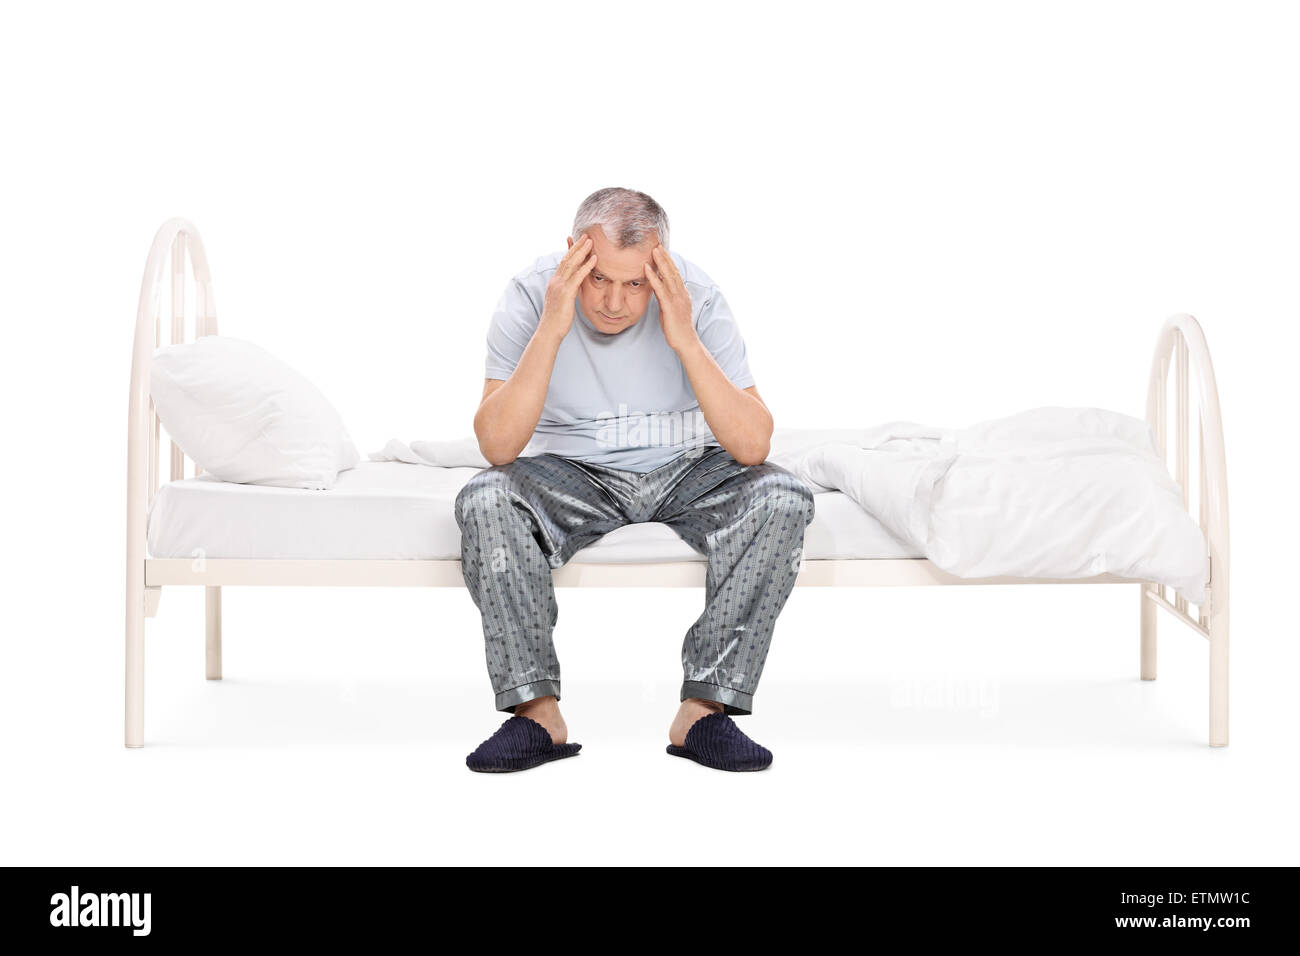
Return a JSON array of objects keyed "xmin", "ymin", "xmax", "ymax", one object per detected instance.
[
  {"xmin": 1209, "ymin": 612, "xmax": 1228, "ymax": 747},
  {"xmin": 126, "ymin": 585, "xmax": 145, "ymax": 748},
  {"xmin": 1139, "ymin": 583, "xmax": 1157, "ymax": 680},
  {"xmin": 205, "ymin": 586, "xmax": 222, "ymax": 680}
]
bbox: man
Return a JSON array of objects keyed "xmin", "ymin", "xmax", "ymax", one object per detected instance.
[{"xmin": 455, "ymin": 187, "xmax": 815, "ymax": 773}]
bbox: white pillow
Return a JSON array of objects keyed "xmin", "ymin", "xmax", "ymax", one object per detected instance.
[{"xmin": 150, "ymin": 335, "xmax": 360, "ymax": 490}]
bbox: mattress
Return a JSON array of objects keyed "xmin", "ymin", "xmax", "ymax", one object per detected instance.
[{"xmin": 146, "ymin": 460, "xmax": 920, "ymax": 563}]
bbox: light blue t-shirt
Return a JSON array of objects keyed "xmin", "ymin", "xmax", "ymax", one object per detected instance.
[{"xmin": 484, "ymin": 250, "xmax": 755, "ymax": 473}]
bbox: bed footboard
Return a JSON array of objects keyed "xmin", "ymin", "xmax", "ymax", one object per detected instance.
[{"xmin": 1142, "ymin": 314, "xmax": 1230, "ymax": 746}]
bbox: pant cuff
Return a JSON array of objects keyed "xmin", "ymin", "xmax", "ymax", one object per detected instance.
[
  {"xmin": 496, "ymin": 679, "xmax": 561, "ymax": 713},
  {"xmin": 681, "ymin": 680, "xmax": 754, "ymax": 716}
]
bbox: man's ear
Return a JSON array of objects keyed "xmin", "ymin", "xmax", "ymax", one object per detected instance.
[{"xmin": 566, "ymin": 236, "xmax": 574, "ymax": 249}]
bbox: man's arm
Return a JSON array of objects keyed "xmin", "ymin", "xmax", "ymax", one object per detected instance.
[
  {"xmin": 473, "ymin": 236, "xmax": 598, "ymax": 465},
  {"xmin": 473, "ymin": 319, "xmax": 566, "ymax": 465},
  {"xmin": 675, "ymin": 345, "xmax": 773, "ymax": 465},
  {"xmin": 643, "ymin": 245, "xmax": 773, "ymax": 466}
]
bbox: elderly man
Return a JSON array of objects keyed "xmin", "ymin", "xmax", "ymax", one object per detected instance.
[{"xmin": 456, "ymin": 187, "xmax": 815, "ymax": 773}]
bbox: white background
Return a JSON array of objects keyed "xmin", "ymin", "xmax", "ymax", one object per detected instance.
[{"xmin": 2, "ymin": 0, "xmax": 1296, "ymax": 865}]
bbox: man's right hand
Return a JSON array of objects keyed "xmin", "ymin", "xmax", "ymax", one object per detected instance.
[{"xmin": 538, "ymin": 234, "xmax": 597, "ymax": 340}]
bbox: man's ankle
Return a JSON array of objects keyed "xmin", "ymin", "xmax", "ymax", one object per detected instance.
[
  {"xmin": 684, "ymin": 697, "xmax": 724, "ymax": 714},
  {"xmin": 514, "ymin": 696, "xmax": 566, "ymax": 743},
  {"xmin": 516, "ymin": 695, "xmax": 557, "ymax": 712}
]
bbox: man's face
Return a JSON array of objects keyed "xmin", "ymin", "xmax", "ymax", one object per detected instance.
[{"xmin": 568, "ymin": 226, "xmax": 659, "ymax": 334}]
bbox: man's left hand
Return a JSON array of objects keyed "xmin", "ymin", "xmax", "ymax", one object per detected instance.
[{"xmin": 645, "ymin": 245, "xmax": 696, "ymax": 352}]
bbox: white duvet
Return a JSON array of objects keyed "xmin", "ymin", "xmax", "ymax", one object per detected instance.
[{"xmin": 371, "ymin": 406, "xmax": 1207, "ymax": 605}]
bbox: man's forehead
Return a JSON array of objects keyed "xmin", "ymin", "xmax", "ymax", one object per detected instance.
[{"xmin": 586, "ymin": 230, "xmax": 658, "ymax": 280}]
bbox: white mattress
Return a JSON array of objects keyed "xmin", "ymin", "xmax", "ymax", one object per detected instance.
[{"xmin": 147, "ymin": 460, "xmax": 920, "ymax": 563}]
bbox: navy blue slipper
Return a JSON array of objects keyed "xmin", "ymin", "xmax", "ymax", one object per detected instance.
[
  {"xmin": 466, "ymin": 715, "xmax": 581, "ymax": 773},
  {"xmin": 666, "ymin": 712, "xmax": 773, "ymax": 772}
]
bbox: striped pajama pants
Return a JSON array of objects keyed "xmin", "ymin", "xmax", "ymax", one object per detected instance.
[{"xmin": 453, "ymin": 443, "xmax": 816, "ymax": 715}]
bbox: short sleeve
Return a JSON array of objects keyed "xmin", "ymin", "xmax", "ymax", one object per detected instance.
[
  {"xmin": 484, "ymin": 277, "xmax": 543, "ymax": 380},
  {"xmin": 695, "ymin": 286, "xmax": 755, "ymax": 389}
]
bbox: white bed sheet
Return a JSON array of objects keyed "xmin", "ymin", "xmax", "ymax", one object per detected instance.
[{"xmin": 146, "ymin": 459, "xmax": 919, "ymax": 563}]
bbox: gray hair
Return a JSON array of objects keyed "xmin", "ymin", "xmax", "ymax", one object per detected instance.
[{"xmin": 571, "ymin": 187, "xmax": 670, "ymax": 250}]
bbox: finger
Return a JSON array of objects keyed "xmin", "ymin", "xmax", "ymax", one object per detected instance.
[
  {"xmin": 558, "ymin": 234, "xmax": 594, "ymax": 278},
  {"xmin": 643, "ymin": 260, "xmax": 666, "ymax": 296},
  {"xmin": 644, "ymin": 250, "xmax": 669, "ymax": 288},
  {"xmin": 652, "ymin": 246, "xmax": 682, "ymax": 290},
  {"xmin": 564, "ymin": 234, "xmax": 593, "ymax": 271},
  {"xmin": 568, "ymin": 251, "xmax": 597, "ymax": 289}
]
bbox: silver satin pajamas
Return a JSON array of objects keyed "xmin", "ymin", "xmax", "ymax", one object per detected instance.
[{"xmin": 453, "ymin": 443, "xmax": 816, "ymax": 715}]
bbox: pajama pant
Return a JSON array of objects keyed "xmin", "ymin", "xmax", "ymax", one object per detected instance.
[{"xmin": 453, "ymin": 442, "xmax": 817, "ymax": 715}]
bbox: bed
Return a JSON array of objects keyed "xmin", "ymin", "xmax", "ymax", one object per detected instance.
[{"xmin": 126, "ymin": 219, "xmax": 1231, "ymax": 748}]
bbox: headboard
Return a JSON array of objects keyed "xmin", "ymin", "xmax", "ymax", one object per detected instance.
[{"xmin": 126, "ymin": 218, "xmax": 218, "ymax": 569}]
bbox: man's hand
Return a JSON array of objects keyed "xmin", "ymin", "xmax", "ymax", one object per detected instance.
[
  {"xmin": 644, "ymin": 245, "xmax": 696, "ymax": 352},
  {"xmin": 539, "ymin": 234, "xmax": 598, "ymax": 341}
]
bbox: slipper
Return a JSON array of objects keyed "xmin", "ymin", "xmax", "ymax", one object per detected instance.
[
  {"xmin": 666, "ymin": 712, "xmax": 773, "ymax": 772},
  {"xmin": 465, "ymin": 715, "xmax": 581, "ymax": 773}
]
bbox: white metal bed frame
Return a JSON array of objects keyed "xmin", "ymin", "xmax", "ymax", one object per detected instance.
[{"xmin": 125, "ymin": 219, "xmax": 1231, "ymax": 749}]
